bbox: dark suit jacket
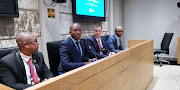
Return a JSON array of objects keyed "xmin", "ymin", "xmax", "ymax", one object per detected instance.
[
  {"xmin": 85, "ymin": 35, "xmax": 110, "ymax": 59},
  {"xmin": 107, "ymin": 34, "xmax": 125, "ymax": 53},
  {"xmin": 58, "ymin": 37, "xmax": 89, "ymax": 74},
  {"xmin": 0, "ymin": 51, "xmax": 54, "ymax": 90}
]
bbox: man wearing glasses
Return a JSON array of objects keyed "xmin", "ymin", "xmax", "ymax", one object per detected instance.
[{"xmin": 0, "ymin": 32, "xmax": 54, "ymax": 89}]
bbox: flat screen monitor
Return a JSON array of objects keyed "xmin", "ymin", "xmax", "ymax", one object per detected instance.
[
  {"xmin": 0, "ymin": 0, "xmax": 19, "ymax": 18},
  {"xmin": 72, "ymin": 0, "xmax": 105, "ymax": 21}
]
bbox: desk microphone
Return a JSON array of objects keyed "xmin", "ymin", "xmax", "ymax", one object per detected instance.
[
  {"xmin": 88, "ymin": 45, "xmax": 98, "ymax": 59},
  {"xmin": 101, "ymin": 48, "xmax": 108, "ymax": 55}
]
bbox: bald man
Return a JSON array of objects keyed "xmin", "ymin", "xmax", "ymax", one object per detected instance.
[
  {"xmin": 107, "ymin": 26, "xmax": 125, "ymax": 53},
  {"xmin": 0, "ymin": 32, "xmax": 53, "ymax": 90},
  {"xmin": 58, "ymin": 23, "xmax": 94, "ymax": 75}
]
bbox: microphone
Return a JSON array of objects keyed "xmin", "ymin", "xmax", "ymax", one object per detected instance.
[
  {"xmin": 119, "ymin": 44, "xmax": 123, "ymax": 50},
  {"xmin": 101, "ymin": 48, "xmax": 108, "ymax": 55},
  {"xmin": 88, "ymin": 45, "xmax": 98, "ymax": 59}
]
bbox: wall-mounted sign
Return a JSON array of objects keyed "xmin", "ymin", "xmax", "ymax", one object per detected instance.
[{"xmin": 48, "ymin": 8, "xmax": 55, "ymax": 18}]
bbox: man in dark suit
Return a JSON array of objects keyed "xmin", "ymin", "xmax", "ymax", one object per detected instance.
[
  {"xmin": 86, "ymin": 26, "xmax": 115, "ymax": 59},
  {"xmin": 58, "ymin": 23, "xmax": 94, "ymax": 74},
  {"xmin": 107, "ymin": 26, "xmax": 125, "ymax": 53},
  {"xmin": 0, "ymin": 32, "xmax": 54, "ymax": 90}
]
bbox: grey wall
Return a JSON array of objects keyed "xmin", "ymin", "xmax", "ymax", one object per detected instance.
[
  {"xmin": 113, "ymin": 0, "xmax": 124, "ymax": 30},
  {"xmin": 124, "ymin": 0, "xmax": 180, "ymax": 58},
  {"xmin": 112, "ymin": 0, "xmax": 124, "ymax": 44}
]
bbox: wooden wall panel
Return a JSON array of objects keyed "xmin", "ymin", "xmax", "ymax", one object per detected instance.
[
  {"xmin": 177, "ymin": 37, "xmax": 180, "ymax": 64},
  {"xmin": 98, "ymin": 52, "xmax": 153, "ymax": 90},
  {"xmin": 128, "ymin": 40, "xmax": 148, "ymax": 48},
  {"xmin": 71, "ymin": 45, "xmax": 153, "ymax": 90}
]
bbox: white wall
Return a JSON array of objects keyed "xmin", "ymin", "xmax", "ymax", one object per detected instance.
[
  {"xmin": 39, "ymin": 0, "xmax": 61, "ymax": 68},
  {"xmin": 124, "ymin": 0, "xmax": 180, "ymax": 58}
]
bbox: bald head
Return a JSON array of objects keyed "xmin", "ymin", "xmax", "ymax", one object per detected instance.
[
  {"xmin": 16, "ymin": 32, "xmax": 35, "ymax": 46},
  {"xmin": 115, "ymin": 26, "xmax": 123, "ymax": 31},
  {"xmin": 69, "ymin": 23, "xmax": 82, "ymax": 40},
  {"xmin": 70, "ymin": 23, "xmax": 81, "ymax": 32},
  {"xmin": 115, "ymin": 26, "xmax": 123, "ymax": 37}
]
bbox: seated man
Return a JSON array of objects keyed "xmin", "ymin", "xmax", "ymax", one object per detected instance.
[
  {"xmin": 86, "ymin": 26, "xmax": 115, "ymax": 59},
  {"xmin": 0, "ymin": 32, "xmax": 54, "ymax": 90},
  {"xmin": 58, "ymin": 23, "xmax": 94, "ymax": 74},
  {"xmin": 107, "ymin": 26, "xmax": 125, "ymax": 53}
]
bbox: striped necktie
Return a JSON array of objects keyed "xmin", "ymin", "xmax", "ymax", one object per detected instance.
[{"xmin": 98, "ymin": 40, "xmax": 103, "ymax": 54}]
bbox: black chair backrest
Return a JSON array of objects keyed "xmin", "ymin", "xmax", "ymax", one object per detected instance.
[
  {"xmin": 102, "ymin": 35, "xmax": 109, "ymax": 41},
  {"xmin": 161, "ymin": 33, "xmax": 174, "ymax": 54},
  {"xmin": 47, "ymin": 40, "xmax": 64, "ymax": 76},
  {"xmin": 0, "ymin": 47, "xmax": 18, "ymax": 59}
]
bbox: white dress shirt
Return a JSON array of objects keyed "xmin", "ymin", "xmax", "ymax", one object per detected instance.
[{"xmin": 19, "ymin": 51, "xmax": 40, "ymax": 85}]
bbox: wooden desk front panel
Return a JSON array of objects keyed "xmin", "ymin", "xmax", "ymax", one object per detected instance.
[
  {"xmin": 178, "ymin": 37, "xmax": 180, "ymax": 64},
  {"xmin": 0, "ymin": 83, "xmax": 14, "ymax": 90},
  {"xmin": 26, "ymin": 40, "xmax": 153, "ymax": 90}
]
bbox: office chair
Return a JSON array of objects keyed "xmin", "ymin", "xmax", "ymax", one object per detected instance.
[
  {"xmin": 0, "ymin": 47, "xmax": 18, "ymax": 59},
  {"xmin": 154, "ymin": 33, "xmax": 174, "ymax": 66},
  {"xmin": 102, "ymin": 35, "xmax": 109, "ymax": 41},
  {"xmin": 47, "ymin": 40, "xmax": 64, "ymax": 76}
]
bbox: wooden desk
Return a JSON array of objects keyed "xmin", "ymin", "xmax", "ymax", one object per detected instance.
[
  {"xmin": 23, "ymin": 40, "xmax": 153, "ymax": 90},
  {"xmin": 0, "ymin": 83, "xmax": 14, "ymax": 90},
  {"xmin": 178, "ymin": 37, "xmax": 180, "ymax": 64}
]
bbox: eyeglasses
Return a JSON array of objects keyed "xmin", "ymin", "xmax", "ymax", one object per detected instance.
[{"xmin": 26, "ymin": 38, "xmax": 37, "ymax": 43}]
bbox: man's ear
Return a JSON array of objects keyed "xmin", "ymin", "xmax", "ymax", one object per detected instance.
[{"xmin": 23, "ymin": 42, "xmax": 29, "ymax": 48}]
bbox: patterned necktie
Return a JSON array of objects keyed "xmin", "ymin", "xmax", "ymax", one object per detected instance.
[
  {"xmin": 76, "ymin": 42, "xmax": 82, "ymax": 60},
  {"xmin": 98, "ymin": 40, "xmax": 103, "ymax": 54},
  {"xmin": 28, "ymin": 58, "xmax": 39, "ymax": 84}
]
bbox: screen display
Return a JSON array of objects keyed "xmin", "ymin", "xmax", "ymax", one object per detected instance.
[
  {"xmin": 0, "ymin": 0, "xmax": 19, "ymax": 17},
  {"xmin": 73, "ymin": 0, "xmax": 105, "ymax": 21},
  {"xmin": 76, "ymin": 0, "xmax": 104, "ymax": 17}
]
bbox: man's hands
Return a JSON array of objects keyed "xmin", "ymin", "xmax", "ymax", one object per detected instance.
[
  {"xmin": 89, "ymin": 58, "xmax": 97, "ymax": 62},
  {"xmin": 108, "ymin": 52, "xmax": 115, "ymax": 56},
  {"xmin": 84, "ymin": 58, "xmax": 98, "ymax": 65}
]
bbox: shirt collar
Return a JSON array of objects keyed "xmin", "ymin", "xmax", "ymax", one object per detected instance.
[
  {"xmin": 19, "ymin": 51, "xmax": 32, "ymax": 62},
  {"xmin": 95, "ymin": 37, "xmax": 101, "ymax": 42},
  {"xmin": 115, "ymin": 34, "xmax": 121, "ymax": 39},
  {"xmin": 70, "ymin": 36, "xmax": 80, "ymax": 44}
]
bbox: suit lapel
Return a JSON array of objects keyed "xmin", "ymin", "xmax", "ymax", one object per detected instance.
[
  {"xmin": 32, "ymin": 54, "xmax": 40, "ymax": 73},
  {"xmin": 80, "ymin": 39, "xmax": 84, "ymax": 56},
  {"xmin": 101, "ymin": 37, "xmax": 105, "ymax": 47},
  {"xmin": 113, "ymin": 34, "xmax": 118, "ymax": 48},
  {"xmin": 68, "ymin": 37, "xmax": 81, "ymax": 60},
  {"xmin": 92, "ymin": 35, "xmax": 100, "ymax": 51},
  {"xmin": 69, "ymin": 37, "xmax": 79, "ymax": 52},
  {"xmin": 15, "ymin": 51, "xmax": 27, "ymax": 82}
]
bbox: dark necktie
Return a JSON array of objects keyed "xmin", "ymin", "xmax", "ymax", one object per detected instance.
[
  {"xmin": 28, "ymin": 58, "xmax": 39, "ymax": 84},
  {"xmin": 119, "ymin": 38, "xmax": 123, "ymax": 49},
  {"xmin": 76, "ymin": 42, "xmax": 82, "ymax": 60}
]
